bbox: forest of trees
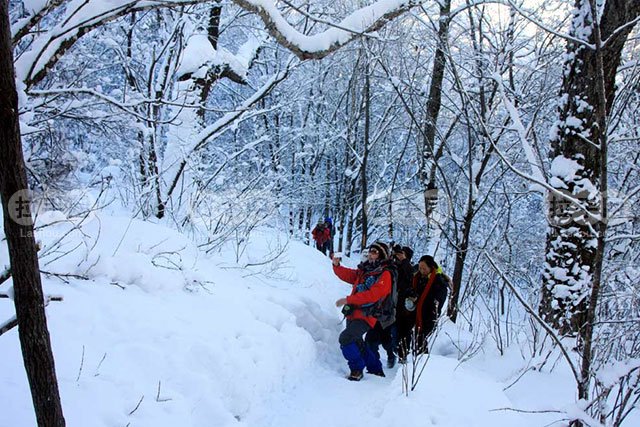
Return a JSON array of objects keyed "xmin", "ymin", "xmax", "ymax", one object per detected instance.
[{"xmin": 1, "ymin": 0, "xmax": 639, "ymax": 426}]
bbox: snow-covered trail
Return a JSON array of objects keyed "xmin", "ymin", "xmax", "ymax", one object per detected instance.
[
  {"xmin": 242, "ymin": 298, "xmax": 536, "ymax": 427},
  {"xmin": 0, "ymin": 215, "xmax": 559, "ymax": 426}
]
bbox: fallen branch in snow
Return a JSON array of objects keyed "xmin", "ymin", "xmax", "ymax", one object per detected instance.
[
  {"xmin": 490, "ymin": 407, "xmax": 564, "ymax": 414},
  {"xmin": 127, "ymin": 395, "xmax": 144, "ymax": 416},
  {"xmin": 76, "ymin": 345, "xmax": 85, "ymax": 383},
  {"xmin": 40, "ymin": 270, "xmax": 89, "ymax": 283},
  {"xmin": 94, "ymin": 352, "xmax": 107, "ymax": 377},
  {"xmin": 156, "ymin": 381, "xmax": 172, "ymax": 402},
  {"xmin": 110, "ymin": 282, "xmax": 126, "ymax": 290}
]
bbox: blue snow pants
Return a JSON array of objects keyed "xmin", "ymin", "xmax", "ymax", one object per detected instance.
[{"xmin": 339, "ymin": 319, "xmax": 383, "ymax": 374}]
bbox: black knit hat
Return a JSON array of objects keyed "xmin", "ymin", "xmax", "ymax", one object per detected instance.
[
  {"xmin": 402, "ymin": 246, "xmax": 414, "ymax": 261},
  {"xmin": 369, "ymin": 241, "xmax": 389, "ymax": 259}
]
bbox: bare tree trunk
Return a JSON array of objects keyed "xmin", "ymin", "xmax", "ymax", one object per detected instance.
[
  {"xmin": 445, "ymin": 4, "xmax": 496, "ymax": 322},
  {"xmin": 420, "ymin": 0, "xmax": 451, "ymax": 228},
  {"xmin": 0, "ymin": 2, "xmax": 65, "ymax": 425},
  {"xmin": 360, "ymin": 58, "xmax": 370, "ymax": 248}
]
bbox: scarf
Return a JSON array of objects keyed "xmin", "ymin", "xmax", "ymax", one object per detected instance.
[{"xmin": 415, "ymin": 266, "xmax": 443, "ymax": 330}]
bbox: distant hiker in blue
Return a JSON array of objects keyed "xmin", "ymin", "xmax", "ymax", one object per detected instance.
[{"xmin": 332, "ymin": 242, "xmax": 393, "ymax": 381}]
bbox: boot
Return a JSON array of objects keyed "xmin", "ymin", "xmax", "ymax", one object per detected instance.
[
  {"xmin": 387, "ymin": 353, "xmax": 396, "ymax": 369},
  {"xmin": 347, "ymin": 370, "xmax": 364, "ymax": 381}
]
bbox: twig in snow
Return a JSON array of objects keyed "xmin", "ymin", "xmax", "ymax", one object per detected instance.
[
  {"xmin": 490, "ymin": 407, "xmax": 564, "ymax": 414},
  {"xmin": 76, "ymin": 345, "xmax": 85, "ymax": 382},
  {"xmin": 41, "ymin": 270, "xmax": 89, "ymax": 283},
  {"xmin": 94, "ymin": 352, "xmax": 107, "ymax": 377},
  {"xmin": 127, "ymin": 395, "xmax": 144, "ymax": 416},
  {"xmin": 156, "ymin": 381, "xmax": 172, "ymax": 402}
]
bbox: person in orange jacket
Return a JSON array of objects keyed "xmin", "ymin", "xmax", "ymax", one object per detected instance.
[{"xmin": 332, "ymin": 241, "xmax": 393, "ymax": 381}]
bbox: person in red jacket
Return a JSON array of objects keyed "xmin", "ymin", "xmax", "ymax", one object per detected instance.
[
  {"xmin": 332, "ymin": 241, "xmax": 392, "ymax": 381},
  {"xmin": 312, "ymin": 220, "xmax": 331, "ymax": 255}
]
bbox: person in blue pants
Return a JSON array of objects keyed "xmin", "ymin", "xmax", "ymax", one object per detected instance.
[{"xmin": 332, "ymin": 242, "xmax": 393, "ymax": 381}]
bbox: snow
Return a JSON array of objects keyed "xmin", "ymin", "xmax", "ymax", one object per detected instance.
[
  {"xmin": 0, "ymin": 210, "xmax": 624, "ymax": 426},
  {"xmin": 176, "ymin": 33, "xmax": 261, "ymax": 81},
  {"xmin": 176, "ymin": 34, "xmax": 218, "ymax": 79},
  {"xmin": 550, "ymin": 155, "xmax": 582, "ymax": 182},
  {"xmin": 596, "ymin": 359, "xmax": 640, "ymax": 388},
  {"xmin": 565, "ymin": 116, "xmax": 583, "ymax": 129}
]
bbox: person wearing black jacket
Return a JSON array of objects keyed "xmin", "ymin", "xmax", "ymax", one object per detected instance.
[
  {"xmin": 392, "ymin": 245, "xmax": 416, "ymax": 361},
  {"xmin": 404, "ymin": 255, "xmax": 448, "ymax": 356}
]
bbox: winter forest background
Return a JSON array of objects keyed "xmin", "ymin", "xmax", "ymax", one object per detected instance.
[{"xmin": 1, "ymin": 0, "xmax": 640, "ymax": 426}]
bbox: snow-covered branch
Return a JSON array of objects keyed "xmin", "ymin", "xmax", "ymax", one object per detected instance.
[
  {"xmin": 493, "ymin": 74, "xmax": 546, "ymax": 187},
  {"xmin": 16, "ymin": 0, "xmax": 201, "ymax": 88},
  {"xmin": 506, "ymin": 0, "xmax": 595, "ymax": 49},
  {"xmin": 164, "ymin": 57, "xmax": 298, "ymax": 201},
  {"xmin": 232, "ymin": 0, "xmax": 425, "ymax": 59}
]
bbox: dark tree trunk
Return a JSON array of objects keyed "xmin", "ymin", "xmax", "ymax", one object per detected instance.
[
  {"xmin": 420, "ymin": 0, "xmax": 451, "ymax": 227},
  {"xmin": 540, "ymin": 0, "xmax": 640, "ymax": 335},
  {"xmin": 360, "ymin": 59, "xmax": 370, "ymax": 249},
  {"xmin": 0, "ymin": 1, "xmax": 65, "ymax": 425}
]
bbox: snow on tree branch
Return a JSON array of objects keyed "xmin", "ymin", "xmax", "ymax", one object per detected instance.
[
  {"xmin": 15, "ymin": 0, "xmax": 201, "ymax": 88},
  {"xmin": 231, "ymin": 0, "xmax": 425, "ymax": 60},
  {"xmin": 493, "ymin": 74, "xmax": 546, "ymax": 189},
  {"xmin": 163, "ymin": 57, "xmax": 297, "ymax": 201}
]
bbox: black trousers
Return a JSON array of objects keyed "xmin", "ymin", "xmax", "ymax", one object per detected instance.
[{"xmin": 365, "ymin": 322, "xmax": 394, "ymax": 359}]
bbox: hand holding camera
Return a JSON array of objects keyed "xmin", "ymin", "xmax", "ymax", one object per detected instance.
[{"xmin": 331, "ymin": 251, "xmax": 343, "ymax": 266}]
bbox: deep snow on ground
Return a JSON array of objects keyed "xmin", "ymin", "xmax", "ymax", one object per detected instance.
[{"xmin": 0, "ymin": 211, "xmax": 590, "ymax": 426}]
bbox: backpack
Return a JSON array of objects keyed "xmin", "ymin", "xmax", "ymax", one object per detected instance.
[{"xmin": 361, "ymin": 264, "xmax": 398, "ymax": 329}]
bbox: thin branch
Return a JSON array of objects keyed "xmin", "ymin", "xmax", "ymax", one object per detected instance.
[
  {"xmin": 127, "ymin": 395, "xmax": 144, "ymax": 416},
  {"xmin": 483, "ymin": 251, "xmax": 582, "ymax": 384},
  {"xmin": 76, "ymin": 345, "xmax": 85, "ymax": 382},
  {"xmin": 506, "ymin": 0, "xmax": 595, "ymax": 49},
  {"xmin": 0, "ymin": 317, "xmax": 18, "ymax": 336},
  {"xmin": 0, "ymin": 268, "xmax": 10, "ymax": 285}
]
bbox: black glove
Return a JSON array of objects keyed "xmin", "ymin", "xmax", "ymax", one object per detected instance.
[{"xmin": 341, "ymin": 304, "xmax": 354, "ymax": 316}]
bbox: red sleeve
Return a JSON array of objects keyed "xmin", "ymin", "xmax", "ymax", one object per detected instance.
[
  {"xmin": 347, "ymin": 270, "xmax": 391, "ymax": 306},
  {"xmin": 333, "ymin": 264, "xmax": 360, "ymax": 285}
]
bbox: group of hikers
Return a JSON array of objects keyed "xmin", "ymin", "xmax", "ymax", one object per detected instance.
[{"xmin": 330, "ymin": 241, "xmax": 449, "ymax": 381}]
